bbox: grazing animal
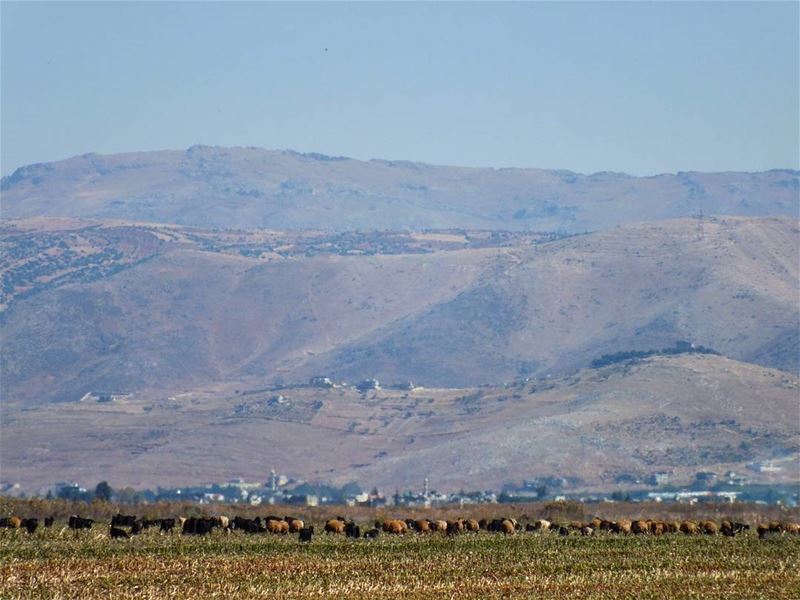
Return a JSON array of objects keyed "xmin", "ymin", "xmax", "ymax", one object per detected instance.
[
  {"xmin": 500, "ymin": 520, "xmax": 515, "ymax": 535},
  {"xmin": 299, "ymin": 526, "xmax": 314, "ymax": 542},
  {"xmin": 110, "ymin": 526, "xmax": 130, "ymax": 539},
  {"xmin": 22, "ymin": 518, "xmax": 39, "ymax": 534},
  {"xmin": 0, "ymin": 516, "xmax": 22, "ymax": 529},
  {"xmin": 131, "ymin": 520, "xmax": 144, "ymax": 535},
  {"xmin": 580, "ymin": 526, "xmax": 594, "ymax": 536},
  {"xmin": 364, "ymin": 528, "xmax": 380, "ymax": 539},
  {"xmin": 447, "ymin": 520, "xmax": 465, "ymax": 535},
  {"xmin": 112, "ymin": 514, "xmax": 137, "ymax": 528},
  {"xmin": 611, "ymin": 520, "xmax": 632, "ymax": 535},
  {"xmin": 702, "ymin": 521, "xmax": 719, "ymax": 536},
  {"xmin": 532, "ymin": 519, "xmax": 551, "ymax": 532},
  {"xmin": 325, "ymin": 519, "xmax": 346, "ymax": 535},
  {"xmin": 286, "ymin": 518, "xmax": 304, "ymax": 533},
  {"xmin": 44, "ymin": 517, "xmax": 54, "ymax": 528},
  {"xmin": 345, "ymin": 522, "xmax": 361, "ymax": 539},
  {"xmin": 384, "ymin": 519, "xmax": 407, "ymax": 535},
  {"xmin": 783, "ymin": 522, "xmax": 800, "ymax": 535},
  {"xmin": 159, "ymin": 518, "xmax": 176, "ymax": 533},
  {"xmin": 432, "ymin": 520, "xmax": 448, "ymax": 533},
  {"xmin": 465, "ymin": 519, "xmax": 480, "ymax": 532},
  {"xmin": 182, "ymin": 517, "xmax": 216, "ymax": 536},
  {"xmin": 680, "ymin": 522, "xmax": 700, "ymax": 535},
  {"xmin": 266, "ymin": 519, "xmax": 289, "ymax": 535},
  {"xmin": 68, "ymin": 516, "xmax": 94, "ymax": 530},
  {"xmin": 632, "ymin": 520, "xmax": 649, "ymax": 535},
  {"xmin": 414, "ymin": 519, "xmax": 432, "ymax": 533},
  {"xmin": 557, "ymin": 525, "xmax": 570, "ymax": 537}
]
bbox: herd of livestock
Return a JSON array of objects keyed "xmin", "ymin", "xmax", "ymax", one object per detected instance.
[{"xmin": 2, "ymin": 513, "xmax": 799, "ymax": 542}]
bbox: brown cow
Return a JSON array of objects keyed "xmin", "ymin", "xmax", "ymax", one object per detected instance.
[{"xmin": 325, "ymin": 519, "xmax": 346, "ymax": 534}]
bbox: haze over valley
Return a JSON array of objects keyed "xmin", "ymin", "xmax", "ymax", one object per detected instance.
[{"xmin": 1, "ymin": 148, "xmax": 798, "ymax": 494}]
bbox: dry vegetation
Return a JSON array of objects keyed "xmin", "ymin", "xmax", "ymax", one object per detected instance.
[
  {"xmin": 2, "ymin": 523, "xmax": 798, "ymax": 599},
  {"xmin": 2, "ymin": 500, "xmax": 799, "ymax": 599}
]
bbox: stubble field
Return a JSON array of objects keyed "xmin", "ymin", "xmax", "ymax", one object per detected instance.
[{"xmin": 1, "ymin": 526, "xmax": 798, "ymax": 599}]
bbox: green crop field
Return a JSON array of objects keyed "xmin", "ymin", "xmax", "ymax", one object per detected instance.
[{"xmin": 1, "ymin": 527, "xmax": 798, "ymax": 599}]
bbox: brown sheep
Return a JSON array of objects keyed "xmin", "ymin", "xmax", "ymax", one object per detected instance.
[
  {"xmin": 591, "ymin": 517, "xmax": 602, "ymax": 529},
  {"xmin": 632, "ymin": 520, "xmax": 649, "ymax": 535},
  {"xmin": 8, "ymin": 516, "xmax": 21, "ymax": 529},
  {"xmin": 612, "ymin": 520, "xmax": 632, "ymax": 535},
  {"xmin": 267, "ymin": 519, "xmax": 289, "ymax": 534},
  {"xmin": 667, "ymin": 521, "xmax": 680, "ymax": 534},
  {"xmin": 414, "ymin": 519, "xmax": 432, "ymax": 533},
  {"xmin": 447, "ymin": 520, "xmax": 465, "ymax": 535},
  {"xmin": 500, "ymin": 519, "xmax": 515, "ymax": 535},
  {"xmin": 783, "ymin": 522, "xmax": 800, "ymax": 535},
  {"xmin": 580, "ymin": 526, "xmax": 594, "ymax": 536},
  {"xmin": 465, "ymin": 519, "xmax": 480, "ymax": 532},
  {"xmin": 532, "ymin": 519, "xmax": 551, "ymax": 532},
  {"xmin": 680, "ymin": 521, "xmax": 700, "ymax": 535},
  {"xmin": 702, "ymin": 521, "xmax": 719, "ymax": 535},
  {"xmin": 287, "ymin": 518, "xmax": 304, "ymax": 533},
  {"xmin": 216, "ymin": 516, "xmax": 230, "ymax": 529},
  {"xmin": 325, "ymin": 519, "xmax": 346, "ymax": 535},
  {"xmin": 650, "ymin": 522, "xmax": 665, "ymax": 536},
  {"xmin": 432, "ymin": 520, "xmax": 448, "ymax": 533},
  {"xmin": 384, "ymin": 519, "xmax": 407, "ymax": 535}
]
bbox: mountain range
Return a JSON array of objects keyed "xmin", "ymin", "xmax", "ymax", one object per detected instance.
[
  {"xmin": 0, "ymin": 147, "xmax": 797, "ymax": 493},
  {"xmin": 2, "ymin": 146, "xmax": 797, "ymax": 231}
]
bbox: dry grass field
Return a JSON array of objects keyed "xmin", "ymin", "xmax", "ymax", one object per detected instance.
[{"xmin": 1, "ymin": 515, "xmax": 798, "ymax": 599}]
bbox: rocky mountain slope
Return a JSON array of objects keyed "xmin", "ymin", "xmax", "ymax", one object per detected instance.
[
  {"xmin": 2, "ymin": 216, "xmax": 797, "ymax": 407},
  {"xmin": 2, "ymin": 146, "xmax": 797, "ymax": 232},
  {"xmin": 2, "ymin": 354, "xmax": 797, "ymax": 493}
]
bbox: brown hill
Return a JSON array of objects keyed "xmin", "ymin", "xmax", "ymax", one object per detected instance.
[
  {"xmin": 1, "ymin": 216, "xmax": 797, "ymax": 407},
  {"xmin": 1, "ymin": 354, "xmax": 797, "ymax": 493},
  {"xmin": 2, "ymin": 146, "xmax": 797, "ymax": 232}
]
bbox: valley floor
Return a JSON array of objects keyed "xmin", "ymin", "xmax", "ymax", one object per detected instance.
[{"xmin": 1, "ymin": 529, "xmax": 798, "ymax": 599}]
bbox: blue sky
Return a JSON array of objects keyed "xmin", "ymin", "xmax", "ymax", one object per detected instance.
[{"xmin": 1, "ymin": 1, "xmax": 798, "ymax": 175}]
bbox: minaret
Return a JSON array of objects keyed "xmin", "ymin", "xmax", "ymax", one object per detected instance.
[{"xmin": 423, "ymin": 477, "xmax": 429, "ymax": 497}]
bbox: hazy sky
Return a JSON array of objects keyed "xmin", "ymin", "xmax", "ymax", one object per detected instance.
[{"xmin": 1, "ymin": 2, "xmax": 798, "ymax": 176}]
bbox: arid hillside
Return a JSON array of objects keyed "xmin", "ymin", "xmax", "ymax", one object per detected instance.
[
  {"xmin": 2, "ymin": 146, "xmax": 797, "ymax": 232},
  {"xmin": 1, "ymin": 216, "xmax": 797, "ymax": 407},
  {"xmin": 1, "ymin": 354, "xmax": 797, "ymax": 492}
]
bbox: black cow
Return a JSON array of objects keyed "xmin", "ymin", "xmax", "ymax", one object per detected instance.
[
  {"xmin": 299, "ymin": 526, "xmax": 314, "ymax": 542},
  {"xmin": 182, "ymin": 517, "xmax": 217, "ymax": 536},
  {"xmin": 22, "ymin": 518, "xmax": 39, "ymax": 534},
  {"xmin": 69, "ymin": 516, "xmax": 94, "ymax": 530},
  {"xmin": 159, "ymin": 518, "xmax": 176, "ymax": 533},
  {"xmin": 112, "ymin": 514, "xmax": 137, "ymax": 528},
  {"xmin": 232, "ymin": 516, "xmax": 263, "ymax": 534},
  {"xmin": 110, "ymin": 526, "xmax": 130, "ymax": 539},
  {"xmin": 345, "ymin": 522, "xmax": 361, "ymax": 539}
]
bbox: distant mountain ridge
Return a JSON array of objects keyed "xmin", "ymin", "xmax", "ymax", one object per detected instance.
[{"xmin": 2, "ymin": 146, "xmax": 797, "ymax": 231}]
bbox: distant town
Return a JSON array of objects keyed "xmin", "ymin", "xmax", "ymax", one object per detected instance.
[{"xmin": 2, "ymin": 465, "xmax": 797, "ymax": 508}]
